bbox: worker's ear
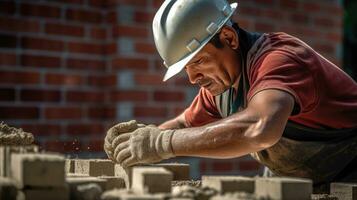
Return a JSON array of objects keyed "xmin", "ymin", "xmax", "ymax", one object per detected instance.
[{"xmin": 219, "ymin": 26, "xmax": 239, "ymax": 50}]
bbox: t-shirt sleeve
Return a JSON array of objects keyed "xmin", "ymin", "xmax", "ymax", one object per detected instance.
[
  {"xmin": 247, "ymin": 50, "xmax": 318, "ymax": 114},
  {"xmin": 184, "ymin": 88, "xmax": 222, "ymax": 127}
]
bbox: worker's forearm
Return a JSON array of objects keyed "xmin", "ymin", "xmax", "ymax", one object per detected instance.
[
  {"xmin": 159, "ymin": 113, "xmax": 187, "ymax": 129},
  {"xmin": 171, "ymin": 109, "xmax": 270, "ymax": 158}
]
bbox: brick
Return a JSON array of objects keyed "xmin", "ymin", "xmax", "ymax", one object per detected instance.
[
  {"xmin": 20, "ymin": 3, "xmax": 61, "ymax": 18},
  {"xmin": 68, "ymin": 41, "xmax": 105, "ymax": 55},
  {"xmin": 255, "ymin": 177, "xmax": 312, "ymax": 200},
  {"xmin": 20, "ymin": 89, "xmax": 61, "ymax": 102},
  {"xmin": 112, "ymin": 25, "xmax": 148, "ymax": 38},
  {"xmin": 45, "ymin": 73, "xmax": 84, "ymax": 86},
  {"xmin": 90, "ymin": 27, "xmax": 107, "ymax": 39},
  {"xmin": 21, "ymin": 124, "xmax": 62, "ymax": 136},
  {"xmin": 0, "ymin": 106, "xmax": 39, "ymax": 119},
  {"xmin": 134, "ymin": 106, "xmax": 168, "ymax": 118},
  {"xmin": 135, "ymin": 73, "xmax": 163, "ymax": 85},
  {"xmin": 66, "ymin": 91, "xmax": 105, "ymax": 102},
  {"xmin": 22, "ymin": 187, "xmax": 69, "ymax": 200},
  {"xmin": 0, "ymin": 53, "xmax": 17, "ymax": 66},
  {"xmin": 87, "ymin": 106, "xmax": 115, "ymax": 119},
  {"xmin": 134, "ymin": 10, "xmax": 154, "ymax": 24},
  {"xmin": 0, "ymin": 33, "xmax": 17, "ymax": 48},
  {"xmin": 0, "ymin": 88, "xmax": 15, "ymax": 101},
  {"xmin": 106, "ymin": 42, "xmax": 117, "ymax": 54},
  {"xmin": 202, "ymin": 176, "xmax": 255, "ymax": 194},
  {"xmin": 86, "ymin": 140, "xmax": 104, "ymax": 152},
  {"xmin": 132, "ymin": 167, "xmax": 173, "ymax": 194},
  {"xmin": 238, "ymin": 160, "xmax": 262, "ymax": 171},
  {"xmin": 0, "ymin": 71, "xmax": 39, "ymax": 85},
  {"xmin": 0, "ymin": 1, "xmax": 16, "ymax": 14},
  {"xmin": 0, "ymin": 145, "xmax": 39, "ymax": 177},
  {"xmin": 330, "ymin": 182, "xmax": 357, "ymax": 200},
  {"xmin": 66, "ymin": 8, "xmax": 102, "ymax": 23},
  {"xmin": 66, "ymin": 58, "xmax": 105, "ymax": 71},
  {"xmin": 21, "ymin": 37, "xmax": 64, "ymax": 52},
  {"xmin": 279, "ymin": 0, "xmax": 299, "ymax": 10},
  {"xmin": 99, "ymin": 176, "xmax": 126, "ymax": 190},
  {"xmin": 75, "ymin": 159, "xmax": 115, "ymax": 177},
  {"xmin": 44, "ymin": 140, "xmax": 82, "ymax": 153},
  {"xmin": 21, "ymin": 54, "xmax": 61, "ymax": 68},
  {"xmin": 88, "ymin": 75, "xmax": 117, "ymax": 87},
  {"xmin": 135, "ymin": 42, "xmax": 157, "ymax": 54},
  {"xmin": 65, "ymin": 159, "xmax": 75, "ymax": 174},
  {"xmin": 212, "ymin": 160, "xmax": 234, "ymax": 172},
  {"xmin": 0, "ymin": 17, "xmax": 40, "ymax": 33},
  {"xmin": 10, "ymin": 153, "xmax": 65, "ymax": 188},
  {"xmin": 66, "ymin": 123, "xmax": 104, "ymax": 135},
  {"xmin": 156, "ymin": 163, "xmax": 190, "ymax": 181},
  {"xmin": 45, "ymin": 107, "xmax": 82, "ymax": 119},
  {"xmin": 45, "ymin": 22, "xmax": 84, "ymax": 37},
  {"xmin": 112, "ymin": 58, "xmax": 149, "ymax": 71},
  {"xmin": 153, "ymin": 91, "xmax": 185, "ymax": 102},
  {"xmin": 110, "ymin": 90, "xmax": 149, "ymax": 102},
  {"xmin": 0, "ymin": 177, "xmax": 18, "ymax": 200}
]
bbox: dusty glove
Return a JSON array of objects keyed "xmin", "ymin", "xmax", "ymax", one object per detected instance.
[
  {"xmin": 112, "ymin": 126, "xmax": 175, "ymax": 167},
  {"xmin": 104, "ymin": 120, "xmax": 139, "ymax": 160}
]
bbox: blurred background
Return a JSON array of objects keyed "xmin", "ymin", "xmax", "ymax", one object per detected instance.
[{"xmin": 0, "ymin": 0, "xmax": 353, "ymax": 179}]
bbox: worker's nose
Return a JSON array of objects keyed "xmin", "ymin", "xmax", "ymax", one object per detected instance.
[{"xmin": 185, "ymin": 66, "xmax": 203, "ymax": 84}]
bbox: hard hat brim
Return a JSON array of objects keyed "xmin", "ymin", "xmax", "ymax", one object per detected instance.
[{"xmin": 163, "ymin": 2, "xmax": 238, "ymax": 82}]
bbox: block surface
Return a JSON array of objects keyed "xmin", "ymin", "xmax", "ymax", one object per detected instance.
[
  {"xmin": 156, "ymin": 163, "xmax": 190, "ymax": 180},
  {"xmin": 22, "ymin": 187, "xmax": 69, "ymax": 200},
  {"xmin": 202, "ymin": 176, "xmax": 255, "ymax": 194},
  {"xmin": 255, "ymin": 177, "xmax": 312, "ymax": 200},
  {"xmin": 132, "ymin": 167, "xmax": 173, "ymax": 194},
  {"xmin": 0, "ymin": 177, "xmax": 18, "ymax": 200},
  {"xmin": 10, "ymin": 153, "xmax": 65, "ymax": 188},
  {"xmin": 330, "ymin": 182, "xmax": 357, "ymax": 200},
  {"xmin": 0, "ymin": 145, "xmax": 38, "ymax": 177},
  {"xmin": 75, "ymin": 159, "xmax": 115, "ymax": 177},
  {"xmin": 65, "ymin": 159, "xmax": 75, "ymax": 174},
  {"xmin": 99, "ymin": 176, "xmax": 126, "ymax": 190},
  {"xmin": 66, "ymin": 177, "xmax": 107, "ymax": 200},
  {"xmin": 114, "ymin": 164, "xmax": 133, "ymax": 189}
]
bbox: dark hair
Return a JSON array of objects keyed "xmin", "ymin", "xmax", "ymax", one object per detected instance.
[{"xmin": 208, "ymin": 23, "xmax": 240, "ymax": 49}]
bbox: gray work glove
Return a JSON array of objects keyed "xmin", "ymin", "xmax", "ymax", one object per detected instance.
[
  {"xmin": 112, "ymin": 126, "xmax": 175, "ymax": 167},
  {"xmin": 104, "ymin": 120, "xmax": 140, "ymax": 160}
]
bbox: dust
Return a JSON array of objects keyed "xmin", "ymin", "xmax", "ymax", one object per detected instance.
[{"xmin": 0, "ymin": 122, "xmax": 34, "ymax": 145}]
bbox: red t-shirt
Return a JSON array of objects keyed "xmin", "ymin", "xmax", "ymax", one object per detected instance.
[{"xmin": 184, "ymin": 32, "xmax": 357, "ymax": 129}]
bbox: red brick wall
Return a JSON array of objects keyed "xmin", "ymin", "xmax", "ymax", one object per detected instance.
[{"xmin": 0, "ymin": 0, "xmax": 343, "ymax": 178}]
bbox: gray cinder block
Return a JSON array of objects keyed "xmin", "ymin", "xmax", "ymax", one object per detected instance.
[
  {"xmin": 99, "ymin": 176, "xmax": 126, "ymax": 190},
  {"xmin": 10, "ymin": 153, "xmax": 65, "ymax": 188},
  {"xmin": 202, "ymin": 176, "xmax": 255, "ymax": 194},
  {"xmin": 75, "ymin": 159, "xmax": 115, "ymax": 177},
  {"xmin": 132, "ymin": 167, "xmax": 173, "ymax": 194},
  {"xmin": 22, "ymin": 187, "xmax": 69, "ymax": 200},
  {"xmin": 0, "ymin": 145, "xmax": 38, "ymax": 177},
  {"xmin": 156, "ymin": 163, "xmax": 190, "ymax": 181},
  {"xmin": 65, "ymin": 159, "xmax": 75, "ymax": 174},
  {"xmin": 255, "ymin": 177, "xmax": 312, "ymax": 200},
  {"xmin": 330, "ymin": 182, "xmax": 357, "ymax": 200}
]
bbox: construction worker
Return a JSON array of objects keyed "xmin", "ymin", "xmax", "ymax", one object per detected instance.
[{"xmin": 104, "ymin": 0, "xmax": 357, "ymax": 191}]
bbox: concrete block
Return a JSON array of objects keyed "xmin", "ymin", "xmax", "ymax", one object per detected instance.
[
  {"xmin": 132, "ymin": 166, "xmax": 173, "ymax": 194},
  {"xmin": 114, "ymin": 164, "xmax": 133, "ymax": 189},
  {"xmin": 10, "ymin": 153, "xmax": 65, "ymax": 188},
  {"xmin": 75, "ymin": 159, "xmax": 115, "ymax": 177},
  {"xmin": 156, "ymin": 163, "xmax": 190, "ymax": 181},
  {"xmin": 330, "ymin": 182, "xmax": 357, "ymax": 200},
  {"xmin": 65, "ymin": 159, "xmax": 75, "ymax": 174},
  {"xmin": 255, "ymin": 177, "xmax": 312, "ymax": 200},
  {"xmin": 0, "ymin": 177, "xmax": 18, "ymax": 200},
  {"xmin": 202, "ymin": 176, "xmax": 255, "ymax": 194},
  {"xmin": 0, "ymin": 145, "xmax": 38, "ymax": 177},
  {"xmin": 21, "ymin": 187, "xmax": 69, "ymax": 200},
  {"xmin": 101, "ymin": 189, "xmax": 167, "ymax": 200},
  {"xmin": 99, "ymin": 176, "xmax": 126, "ymax": 190},
  {"xmin": 67, "ymin": 177, "xmax": 108, "ymax": 200}
]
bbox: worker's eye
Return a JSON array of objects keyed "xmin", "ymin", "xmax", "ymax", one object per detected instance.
[{"xmin": 196, "ymin": 58, "xmax": 204, "ymax": 64}]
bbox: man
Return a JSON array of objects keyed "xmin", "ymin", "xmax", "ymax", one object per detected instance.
[{"xmin": 104, "ymin": 0, "xmax": 357, "ymax": 191}]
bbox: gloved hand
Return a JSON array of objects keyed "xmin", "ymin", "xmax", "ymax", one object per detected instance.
[
  {"xmin": 112, "ymin": 126, "xmax": 175, "ymax": 167},
  {"xmin": 104, "ymin": 120, "xmax": 139, "ymax": 160}
]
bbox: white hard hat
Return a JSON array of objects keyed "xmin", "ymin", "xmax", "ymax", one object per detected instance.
[{"xmin": 153, "ymin": 0, "xmax": 238, "ymax": 81}]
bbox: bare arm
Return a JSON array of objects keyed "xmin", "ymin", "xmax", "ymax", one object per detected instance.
[
  {"xmin": 171, "ymin": 89, "xmax": 295, "ymax": 158},
  {"xmin": 159, "ymin": 112, "xmax": 188, "ymax": 129}
]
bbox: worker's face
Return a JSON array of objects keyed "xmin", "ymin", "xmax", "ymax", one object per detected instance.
[{"xmin": 184, "ymin": 26, "xmax": 241, "ymax": 96}]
